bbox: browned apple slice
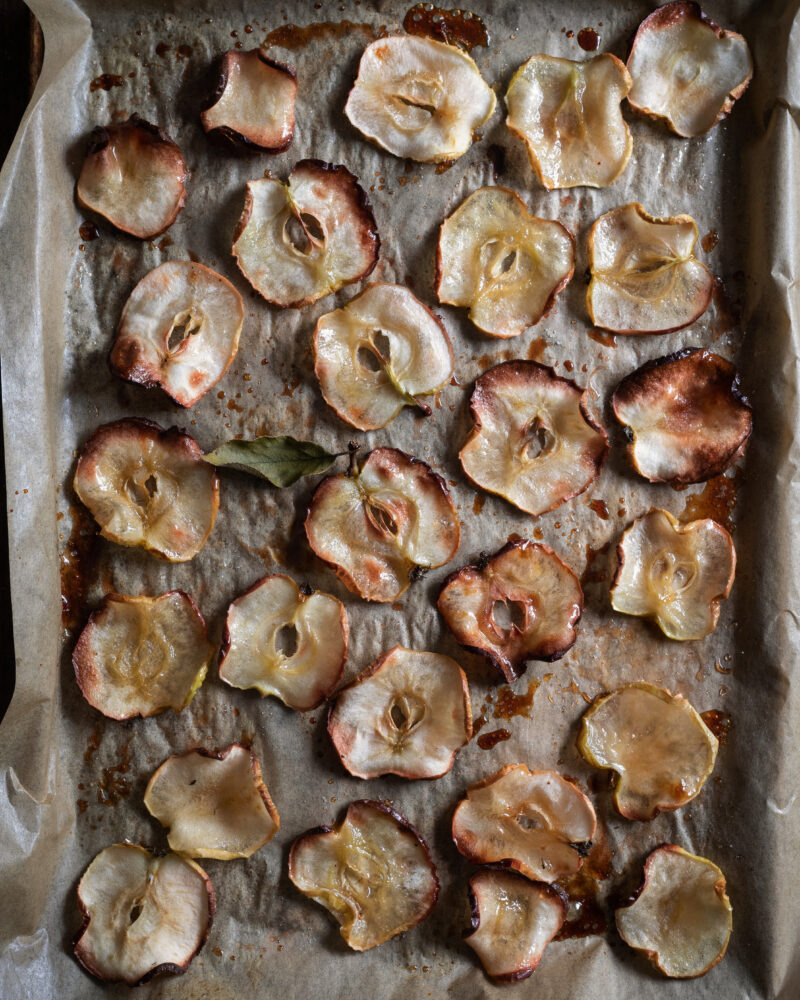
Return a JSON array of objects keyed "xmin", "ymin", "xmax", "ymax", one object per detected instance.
[
  {"xmin": 218, "ymin": 573, "xmax": 347, "ymax": 711},
  {"xmin": 616, "ymin": 845, "xmax": 732, "ymax": 978},
  {"xmin": 436, "ymin": 187, "xmax": 574, "ymax": 338},
  {"xmin": 73, "ymin": 419, "xmax": 219, "ymax": 561},
  {"xmin": 452, "ymin": 764, "xmax": 597, "ymax": 883},
  {"xmin": 438, "ymin": 539, "xmax": 583, "ymax": 683},
  {"xmin": 73, "ymin": 843, "xmax": 214, "ymax": 985},
  {"xmin": 344, "ymin": 35, "xmax": 496, "ymax": 163},
  {"xmin": 587, "ymin": 203, "xmax": 714, "ymax": 334},
  {"xmin": 612, "ymin": 349, "xmax": 752, "ymax": 485},
  {"xmin": 73, "ymin": 591, "xmax": 212, "ymax": 720},
  {"xmin": 76, "ymin": 115, "xmax": 187, "ymax": 239},
  {"xmin": 313, "ymin": 283, "xmax": 454, "ymax": 430},
  {"xmin": 201, "ymin": 49, "xmax": 297, "ymax": 151},
  {"xmin": 459, "ymin": 361, "xmax": 608, "ymax": 516},
  {"xmin": 627, "ymin": 3, "xmax": 753, "ymax": 138},
  {"xmin": 505, "ymin": 54, "xmax": 632, "ymax": 189},
  {"xmin": 232, "ymin": 159, "xmax": 379, "ymax": 308},
  {"xmin": 305, "ymin": 447, "xmax": 460, "ymax": 603},
  {"xmin": 328, "ymin": 646, "xmax": 471, "ymax": 779},
  {"xmin": 611, "ymin": 509, "xmax": 735, "ymax": 641},
  {"xmin": 288, "ymin": 800, "xmax": 439, "ymax": 950}
]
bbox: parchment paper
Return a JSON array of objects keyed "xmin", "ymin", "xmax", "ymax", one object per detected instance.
[{"xmin": 1, "ymin": 1, "xmax": 798, "ymax": 997}]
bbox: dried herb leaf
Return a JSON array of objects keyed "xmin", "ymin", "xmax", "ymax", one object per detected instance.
[{"xmin": 204, "ymin": 436, "xmax": 340, "ymax": 487}]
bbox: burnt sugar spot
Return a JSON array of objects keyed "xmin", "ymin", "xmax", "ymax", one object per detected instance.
[{"xmin": 402, "ymin": 4, "xmax": 489, "ymax": 51}]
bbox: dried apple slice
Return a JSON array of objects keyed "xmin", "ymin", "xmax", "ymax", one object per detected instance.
[
  {"xmin": 627, "ymin": 3, "xmax": 753, "ymax": 138},
  {"xmin": 464, "ymin": 870, "xmax": 565, "ymax": 982},
  {"xmin": 578, "ymin": 684, "xmax": 718, "ymax": 821},
  {"xmin": 616, "ymin": 845, "xmax": 732, "ymax": 978},
  {"xmin": 611, "ymin": 509, "xmax": 735, "ymax": 641},
  {"xmin": 288, "ymin": 800, "xmax": 439, "ymax": 950},
  {"xmin": 438, "ymin": 539, "xmax": 583, "ymax": 683},
  {"xmin": 587, "ymin": 203, "xmax": 714, "ymax": 334},
  {"xmin": 73, "ymin": 418, "xmax": 219, "ymax": 561},
  {"xmin": 305, "ymin": 447, "xmax": 460, "ymax": 603},
  {"xmin": 344, "ymin": 35, "xmax": 496, "ymax": 163},
  {"xmin": 77, "ymin": 115, "xmax": 187, "ymax": 239},
  {"xmin": 218, "ymin": 574, "xmax": 347, "ymax": 711},
  {"xmin": 328, "ymin": 646, "xmax": 471, "ymax": 779},
  {"xmin": 73, "ymin": 843, "xmax": 214, "ymax": 985},
  {"xmin": 144, "ymin": 744, "xmax": 279, "ymax": 860},
  {"xmin": 201, "ymin": 49, "xmax": 297, "ymax": 151},
  {"xmin": 452, "ymin": 764, "xmax": 597, "ymax": 883},
  {"xmin": 232, "ymin": 159, "xmax": 379, "ymax": 308},
  {"xmin": 436, "ymin": 187, "xmax": 574, "ymax": 339},
  {"xmin": 505, "ymin": 53, "xmax": 632, "ymax": 189},
  {"xmin": 612, "ymin": 349, "xmax": 752, "ymax": 485},
  {"xmin": 313, "ymin": 283, "xmax": 454, "ymax": 430},
  {"xmin": 459, "ymin": 361, "xmax": 608, "ymax": 516},
  {"xmin": 73, "ymin": 591, "xmax": 212, "ymax": 720}
]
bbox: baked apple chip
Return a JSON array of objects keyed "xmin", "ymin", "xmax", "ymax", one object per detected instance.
[
  {"xmin": 73, "ymin": 843, "xmax": 214, "ymax": 985},
  {"xmin": 73, "ymin": 419, "xmax": 219, "ymax": 561},
  {"xmin": 436, "ymin": 187, "xmax": 574, "ymax": 339},
  {"xmin": 452, "ymin": 764, "xmax": 597, "ymax": 883},
  {"xmin": 219, "ymin": 573, "xmax": 347, "ymax": 711},
  {"xmin": 144, "ymin": 744, "xmax": 279, "ymax": 860},
  {"xmin": 344, "ymin": 35, "xmax": 495, "ymax": 163},
  {"xmin": 232, "ymin": 160, "xmax": 379, "ymax": 308},
  {"xmin": 328, "ymin": 645, "xmax": 471, "ymax": 780},
  {"xmin": 313, "ymin": 283, "xmax": 454, "ymax": 430},
  {"xmin": 459, "ymin": 361, "xmax": 608, "ymax": 516},
  {"xmin": 77, "ymin": 115, "xmax": 187, "ymax": 239},
  {"xmin": 505, "ymin": 53, "xmax": 632, "ymax": 189},
  {"xmin": 587, "ymin": 203, "xmax": 714, "ymax": 334},
  {"xmin": 616, "ymin": 845, "xmax": 732, "ymax": 978},
  {"xmin": 288, "ymin": 800, "xmax": 438, "ymax": 950},
  {"xmin": 611, "ymin": 509, "xmax": 735, "ymax": 641},
  {"xmin": 305, "ymin": 447, "xmax": 460, "ymax": 603}
]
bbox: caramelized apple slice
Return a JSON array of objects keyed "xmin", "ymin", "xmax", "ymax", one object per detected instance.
[
  {"xmin": 73, "ymin": 419, "xmax": 219, "ymax": 561},
  {"xmin": 77, "ymin": 115, "xmax": 187, "ymax": 239},
  {"xmin": 344, "ymin": 35, "xmax": 495, "ymax": 162},
  {"xmin": 313, "ymin": 283, "xmax": 454, "ymax": 430},
  {"xmin": 74, "ymin": 843, "xmax": 214, "ymax": 985},
  {"xmin": 611, "ymin": 509, "xmax": 735, "ymax": 641},
  {"xmin": 288, "ymin": 800, "xmax": 439, "ymax": 950},
  {"xmin": 219, "ymin": 573, "xmax": 347, "ymax": 711},
  {"xmin": 616, "ymin": 845, "xmax": 732, "ymax": 978},
  {"xmin": 436, "ymin": 186, "xmax": 574, "ymax": 338},
  {"xmin": 452, "ymin": 764, "xmax": 597, "ymax": 883}
]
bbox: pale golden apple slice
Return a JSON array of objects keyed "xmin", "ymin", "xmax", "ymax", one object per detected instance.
[
  {"xmin": 438, "ymin": 538, "xmax": 583, "ymax": 683},
  {"xmin": 232, "ymin": 159, "xmax": 379, "ymax": 308},
  {"xmin": 459, "ymin": 361, "xmax": 608, "ymax": 516},
  {"xmin": 505, "ymin": 53, "xmax": 632, "ymax": 189},
  {"xmin": 305, "ymin": 447, "xmax": 460, "ymax": 603},
  {"xmin": 328, "ymin": 646, "xmax": 471, "ymax": 780},
  {"xmin": 73, "ymin": 419, "xmax": 219, "ymax": 561},
  {"xmin": 218, "ymin": 573, "xmax": 347, "ymax": 711},
  {"xmin": 344, "ymin": 34, "xmax": 495, "ymax": 163},
  {"xmin": 288, "ymin": 800, "xmax": 439, "ymax": 950},
  {"xmin": 616, "ymin": 845, "xmax": 732, "ymax": 978},
  {"xmin": 587, "ymin": 203, "xmax": 714, "ymax": 334},
  {"xmin": 611, "ymin": 509, "xmax": 735, "ymax": 641},
  {"xmin": 612, "ymin": 348, "xmax": 752, "ymax": 485},
  {"xmin": 578, "ymin": 683, "xmax": 718, "ymax": 821},
  {"xmin": 452, "ymin": 764, "xmax": 597, "ymax": 883},
  {"xmin": 73, "ymin": 591, "xmax": 212, "ymax": 721},
  {"xmin": 436, "ymin": 186, "xmax": 574, "ymax": 339},
  {"xmin": 77, "ymin": 115, "xmax": 187, "ymax": 239},
  {"xmin": 313, "ymin": 283, "xmax": 454, "ymax": 430},
  {"xmin": 143, "ymin": 744, "xmax": 279, "ymax": 860},
  {"xmin": 73, "ymin": 843, "xmax": 214, "ymax": 985},
  {"xmin": 627, "ymin": 2, "xmax": 753, "ymax": 138}
]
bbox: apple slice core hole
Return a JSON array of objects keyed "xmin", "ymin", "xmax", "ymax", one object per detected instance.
[
  {"xmin": 275, "ymin": 623, "xmax": 299, "ymax": 658},
  {"xmin": 167, "ymin": 309, "xmax": 203, "ymax": 354},
  {"xmin": 491, "ymin": 600, "xmax": 526, "ymax": 634}
]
